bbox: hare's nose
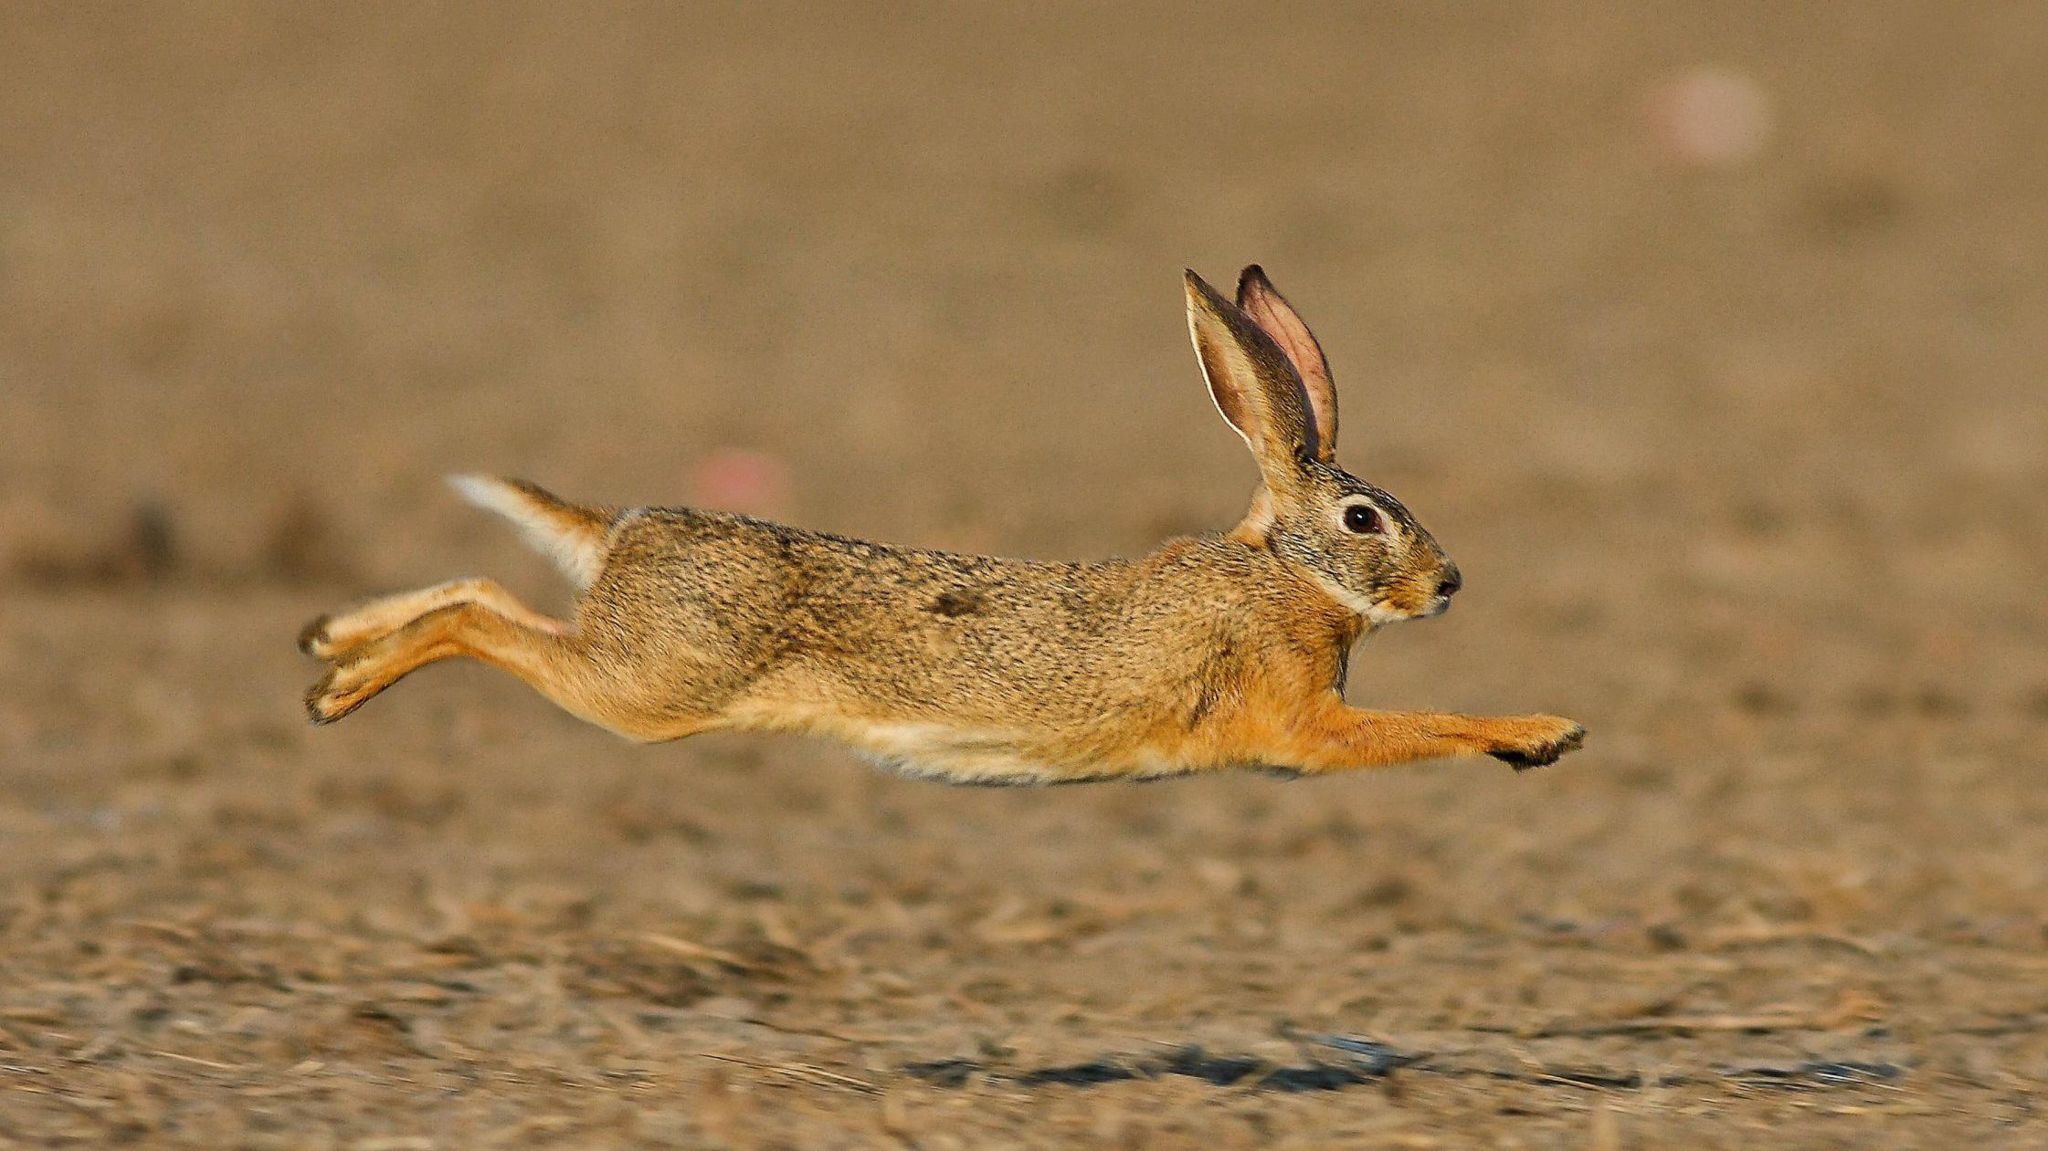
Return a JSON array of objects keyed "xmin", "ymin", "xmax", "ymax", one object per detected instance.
[{"xmin": 1436, "ymin": 567, "xmax": 1463, "ymax": 599}]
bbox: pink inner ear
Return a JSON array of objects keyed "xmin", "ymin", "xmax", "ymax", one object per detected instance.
[{"xmin": 1239, "ymin": 281, "xmax": 1338, "ymax": 460}]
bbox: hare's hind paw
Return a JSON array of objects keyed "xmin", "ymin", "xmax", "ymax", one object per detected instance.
[
  {"xmin": 305, "ymin": 668, "xmax": 349, "ymax": 725},
  {"xmin": 299, "ymin": 610, "xmax": 382, "ymax": 662},
  {"xmin": 1488, "ymin": 717, "xmax": 1585, "ymax": 771},
  {"xmin": 305, "ymin": 664, "xmax": 379, "ymax": 725},
  {"xmin": 298, "ymin": 614, "xmax": 340, "ymax": 659}
]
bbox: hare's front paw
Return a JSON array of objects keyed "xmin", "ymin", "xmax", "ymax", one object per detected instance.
[{"xmin": 1487, "ymin": 716, "xmax": 1585, "ymax": 771}]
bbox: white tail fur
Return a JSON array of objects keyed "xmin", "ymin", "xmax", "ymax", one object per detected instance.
[{"xmin": 448, "ymin": 474, "xmax": 611, "ymax": 589}]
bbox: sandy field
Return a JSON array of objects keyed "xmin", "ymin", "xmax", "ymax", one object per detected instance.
[{"xmin": 3, "ymin": 4, "xmax": 2046, "ymax": 1147}]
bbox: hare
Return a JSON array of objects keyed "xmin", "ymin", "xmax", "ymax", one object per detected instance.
[{"xmin": 301, "ymin": 267, "xmax": 1585, "ymax": 783}]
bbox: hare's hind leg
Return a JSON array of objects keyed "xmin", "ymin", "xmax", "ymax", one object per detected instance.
[
  {"xmin": 304, "ymin": 589, "xmax": 712, "ymax": 740},
  {"xmin": 299, "ymin": 578, "xmax": 567, "ymax": 661},
  {"xmin": 305, "ymin": 595, "xmax": 593, "ymax": 727}
]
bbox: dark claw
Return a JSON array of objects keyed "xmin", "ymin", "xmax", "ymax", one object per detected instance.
[
  {"xmin": 297, "ymin": 615, "xmax": 332, "ymax": 656},
  {"xmin": 304, "ymin": 671, "xmax": 342, "ymax": 725}
]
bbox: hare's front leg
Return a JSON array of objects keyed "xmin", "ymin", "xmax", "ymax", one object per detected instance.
[{"xmin": 1278, "ymin": 696, "xmax": 1584, "ymax": 773}]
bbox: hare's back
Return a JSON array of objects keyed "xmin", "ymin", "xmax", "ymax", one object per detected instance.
[{"xmin": 583, "ymin": 507, "xmax": 1207, "ymax": 725}]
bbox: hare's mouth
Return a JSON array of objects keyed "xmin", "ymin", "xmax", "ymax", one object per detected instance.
[
  {"xmin": 1364, "ymin": 589, "xmax": 1452, "ymax": 625},
  {"xmin": 1366, "ymin": 598, "xmax": 1431, "ymax": 625}
]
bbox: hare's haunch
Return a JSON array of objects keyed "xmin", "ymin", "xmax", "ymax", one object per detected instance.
[{"xmin": 302, "ymin": 267, "xmax": 1585, "ymax": 783}]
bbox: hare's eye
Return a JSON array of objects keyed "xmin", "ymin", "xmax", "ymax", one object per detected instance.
[{"xmin": 1342, "ymin": 504, "xmax": 1383, "ymax": 535}]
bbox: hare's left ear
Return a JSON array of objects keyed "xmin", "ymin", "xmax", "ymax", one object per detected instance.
[
  {"xmin": 1185, "ymin": 269, "xmax": 1319, "ymax": 500},
  {"xmin": 1236, "ymin": 265, "xmax": 1336, "ymax": 461}
]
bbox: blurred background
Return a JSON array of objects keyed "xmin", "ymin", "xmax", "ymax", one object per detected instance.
[{"xmin": 2, "ymin": 4, "xmax": 2045, "ymax": 1145}]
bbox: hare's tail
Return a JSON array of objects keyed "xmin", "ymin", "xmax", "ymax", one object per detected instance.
[{"xmin": 448, "ymin": 474, "xmax": 613, "ymax": 589}]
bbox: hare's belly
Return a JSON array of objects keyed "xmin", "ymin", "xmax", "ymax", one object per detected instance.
[{"xmin": 847, "ymin": 720, "xmax": 1197, "ymax": 787}]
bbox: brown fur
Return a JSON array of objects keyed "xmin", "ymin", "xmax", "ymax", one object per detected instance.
[{"xmin": 302, "ymin": 268, "xmax": 1585, "ymax": 783}]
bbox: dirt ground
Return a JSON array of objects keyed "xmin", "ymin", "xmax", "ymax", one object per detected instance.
[{"xmin": 4, "ymin": 4, "xmax": 2047, "ymax": 1147}]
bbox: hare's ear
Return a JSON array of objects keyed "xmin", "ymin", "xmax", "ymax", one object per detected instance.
[
  {"xmin": 1236, "ymin": 265, "xmax": 1336, "ymax": 461},
  {"xmin": 1184, "ymin": 269, "xmax": 1318, "ymax": 498}
]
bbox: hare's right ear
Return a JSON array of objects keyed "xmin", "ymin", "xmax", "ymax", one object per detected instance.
[
  {"xmin": 1185, "ymin": 269, "xmax": 1318, "ymax": 500},
  {"xmin": 1236, "ymin": 265, "xmax": 1336, "ymax": 462}
]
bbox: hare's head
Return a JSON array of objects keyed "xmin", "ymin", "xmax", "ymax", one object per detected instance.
[{"xmin": 1186, "ymin": 266, "xmax": 1460, "ymax": 625}]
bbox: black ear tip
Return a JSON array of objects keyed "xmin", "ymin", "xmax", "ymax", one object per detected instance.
[
  {"xmin": 1183, "ymin": 268, "xmax": 1229, "ymax": 309},
  {"xmin": 1236, "ymin": 265, "xmax": 1278, "ymax": 306}
]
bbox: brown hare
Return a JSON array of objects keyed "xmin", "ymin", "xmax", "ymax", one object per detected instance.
[{"xmin": 302, "ymin": 267, "xmax": 1585, "ymax": 783}]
